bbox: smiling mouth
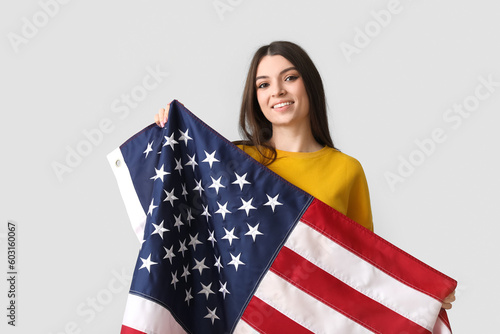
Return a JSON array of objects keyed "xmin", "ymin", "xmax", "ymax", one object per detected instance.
[{"xmin": 272, "ymin": 101, "xmax": 294, "ymax": 109}]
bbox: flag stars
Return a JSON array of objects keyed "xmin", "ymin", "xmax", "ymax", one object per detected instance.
[
  {"xmin": 198, "ymin": 282, "xmax": 215, "ymax": 300},
  {"xmin": 232, "ymin": 172, "xmax": 251, "ymax": 190},
  {"xmin": 204, "ymin": 307, "xmax": 220, "ymax": 325},
  {"xmin": 238, "ymin": 197, "xmax": 256, "ymax": 216},
  {"xmin": 139, "ymin": 254, "xmax": 157, "ymax": 273},
  {"xmin": 174, "ymin": 157, "xmax": 183, "ymax": 175},
  {"xmin": 188, "ymin": 233, "xmax": 203, "ymax": 251},
  {"xmin": 143, "ymin": 141, "xmax": 154, "ymax": 158},
  {"xmin": 163, "ymin": 188, "xmax": 178, "ymax": 207},
  {"xmin": 147, "ymin": 199, "xmax": 158, "ymax": 216},
  {"xmin": 193, "ymin": 257, "xmax": 209, "ymax": 275},
  {"xmin": 150, "ymin": 164, "xmax": 170, "ymax": 182},
  {"xmin": 151, "ymin": 220, "xmax": 169, "ymax": 240},
  {"xmin": 222, "ymin": 227, "xmax": 239, "ymax": 246},
  {"xmin": 209, "ymin": 176, "xmax": 225, "ymax": 194},
  {"xmin": 185, "ymin": 153, "xmax": 198, "ymax": 171},
  {"xmin": 185, "ymin": 288, "xmax": 193, "ymax": 306},
  {"xmin": 178, "ymin": 239, "xmax": 188, "ymax": 257},
  {"xmin": 163, "ymin": 133, "xmax": 178, "ymax": 150},
  {"xmin": 181, "ymin": 183, "xmax": 188, "ymax": 201},
  {"xmin": 181, "ymin": 264, "xmax": 191, "ymax": 282},
  {"xmin": 193, "ymin": 179, "xmax": 204, "ymax": 196},
  {"xmin": 185, "ymin": 208, "xmax": 195, "ymax": 226},
  {"xmin": 208, "ymin": 230, "xmax": 217, "ymax": 247},
  {"xmin": 228, "ymin": 253, "xmax": 245, "ymax": 272},
  {"xmin": 178, "ymin": 129, "xmax": 193, "ymax": 146},
  {"xmin": 264, "ymin": 194, "xmax": 283, "ymax": 212},
  {"xmin": 163, "ymin": 245, "xmax": 176, "ymax": 264},
  {"xmin": 214, "ymin": 255, "xmax": 223, "ymax": 273},
  {"xmin": 219, "ymin": 281, "xmax": 231, "ymax": 299},
  {"xmin": 173, "ymin": 214, "xmax": 184, "ymax": 232},
  {"xmin": 202, "ymin": 150, "xmax": 220, "ymax": 168},
  {"xmin": 201, "ymin": 204, "xmax": 212, "ymax": 222},
  {"xmin": 245, "ymin": 223, "xmax": 264, "ymax": 242},
  {"xmin": 215, "ymin": 201, "xmax": 231, "ymax": 220},
  {"xmin": 171, "ymin": 271, "xmax": 179, "ymax": 290}
]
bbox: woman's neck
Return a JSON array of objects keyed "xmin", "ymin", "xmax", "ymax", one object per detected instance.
[{"xmin": 270, "ymin": 126, "xmax": 323, "ymax": 152}]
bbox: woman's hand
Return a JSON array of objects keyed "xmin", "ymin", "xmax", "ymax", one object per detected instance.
[
  {"xmin": 154, "ymin": 103, "xmax": 171, "ymax": 127},
  {"xmin": 442, "ymin": 290, "xmax": 456, "ymax": 309}
]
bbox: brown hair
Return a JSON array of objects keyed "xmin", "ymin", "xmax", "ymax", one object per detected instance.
[{"xmin": 236, "ymin": 41, "xmax": 336, "ymax": 165}]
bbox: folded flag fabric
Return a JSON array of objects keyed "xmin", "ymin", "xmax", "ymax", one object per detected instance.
[{"xmin": 108, "ymin": 100, "xmax": 457, "ymax": 334}]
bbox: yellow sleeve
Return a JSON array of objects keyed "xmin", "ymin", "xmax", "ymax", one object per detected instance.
[{"xmin": 345, "ymin": 160, "xmax": 374, "ymax": 232}]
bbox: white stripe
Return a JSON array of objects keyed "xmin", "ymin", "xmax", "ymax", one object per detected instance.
[
  {"xmin": 107, "ymin": 148, "xmax": 146, "ymax": 242},
  {"xmin": 286, "ymin": 222, "xmax": 442, "ymax": 331},
  {"xmin": 234, "ymin": 320, "xmax": 261, "ymax": 334},
  {"xmin": 432, "ymin": 317, "xmax": 452, "ymax": 334},
  {"xmin": 254, "ymin": 271, "xmax": 373, "ymax": 334},
  {"xmin": 122, "ymin": 294, "xmax": 187, "ymax": 334}
]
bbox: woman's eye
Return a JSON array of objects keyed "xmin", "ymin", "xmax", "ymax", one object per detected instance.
[
  {"xmin": 257, "ymin": 82, "xmax": 269, "ymax": 89},
  {"xmin": 285, "ymin": 75, "xmax": 298, "ymax": 81}
]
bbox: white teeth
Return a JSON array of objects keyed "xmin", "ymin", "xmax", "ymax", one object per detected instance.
[{"xmin": 273, "ymin": 102, "xmax": 293, "ymax": 108}]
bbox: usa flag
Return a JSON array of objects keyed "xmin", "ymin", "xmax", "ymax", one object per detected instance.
[{"xmin": 108, "ymin": 100, "xmax": 456, "ymax": 334}]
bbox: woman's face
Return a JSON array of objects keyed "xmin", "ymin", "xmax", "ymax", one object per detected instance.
[{"xmin": 255, "ymin": 55, "xmax": 310, "ymax": 130}]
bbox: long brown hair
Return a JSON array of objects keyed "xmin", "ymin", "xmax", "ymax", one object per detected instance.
[{"xmin": 237, "ymin": 41, "xmax": 336, "ymax": 165}]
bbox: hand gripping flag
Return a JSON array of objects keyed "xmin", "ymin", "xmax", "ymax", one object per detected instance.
[{"xmin": 108, "ymin": 100, "xmax": 457, "ymax": 334}]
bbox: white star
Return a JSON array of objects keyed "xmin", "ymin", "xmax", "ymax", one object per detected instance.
[
  {"xmin": 171, "ymin": 271, "xmax": 179, "ymax": 290},
  {"xmin": 215, "ymin": 202, "xmax": 231, "ymax": 220},
  {"xmin": 163, "ymin": 188, "xmax": 178, "ymax": 207},
  {"xmin": 198, "ymin": 282, "xmax": 215, "ymax": 300},
  {"xmin": 151, "ymin": 220, "xmax": 169, "ymax": 240},
  {"xmin": 188, "ymin": 233, "xmax": 203, "ymax": 251},
  {"xmin": 147, "ymin": 199, "xmax": 158, "ymax": 216},
  {"xmin": 185, "ymin": 153, "xmax": 198, "ymax": 171},
  {"xmin": 178, "ymin": 129, "xmax": 193, "ymax": 146},
  {"xmin": 202, "ymin": 150, "xmax": 219, "ymax": 168},
  {"xmin": 264, "ymin": 194, "xmax": 283, "ymax": 212},
  {"xmin": 174, "ymin": 157, "xmax": 183, "ymax": 175},
  {"xmin": 185, "ymin": 208, "xmax": 195, "ymax": 226},
  {"xmin": 143, "ymin": 141, "xmax": 154, "ymax": 158},
  {"xmin": 181, "ymin": 183, "xmax": 188, "ymax": 201},
  {"xmin": 163, "ymin": 245, "xmax": 176, "ymax": 264},
  {"xmin": 214, "ymin": 255, "xmax": 223, "ymax": 273},
  {"xmin": 232, "ymin": 172, "xmax": 251, "ymax": 190},
  {"xmin": 139, "ymin": 254, "xmax": 157, "ymax": 273},
  {"xmin": 178, "ymin": 239, "xmax": 188, "ymax": 257},
  {"xmin": 208, "ymin": 229, "xmax": 217, "ymax": 247},
  {"xmin": 209, "ymin": 176, "xmax": 225, "ymax": 194},
  {"xmin": 201, "ymin": 204, "xmax": 212, "ymax": 222},
  {"xmin": 245, "ymin": 223, "xmax": 264, "ymax": 242},
  {"xmin": 163, "ymin": 133, "xmax": 178, "ymax": 150},
  {"xmin": 238, "ymin": 197, "xmax": 257, "ymax": 216},
  {"xmin": 150, "ymin": 164, "xmax": 170, "ymax": 182},
  {"xmin": 228, "ymin": 253, "xmax": 245, "ymax": 272},
  {"xmin": 222, "ymin": 227, "xmax": 239, "ymax": 246},
  {"xmin": 185, "ymin": 288, "xmax": 193, "ymax": 306},
  {"xmin": 204, "ymin": 307, "xmax": 220, "ymax": 325},
  {"xmin": 193, "ymin": 179, "xmax": 204, "ymax": 196},
  {"xmin": 219, "ymin": 281, "xmax": 231, "ymax": 299},
  {"xmin": 173, "ymin": 214, "xmax": 184, "ymax": 232},
  {"xmin": 193, "ymin": 257, "xmax": 209, "ymax": 275},
  {"xmin": 181, "ymin": 264, "xmax": 191, "ymax": 282}
]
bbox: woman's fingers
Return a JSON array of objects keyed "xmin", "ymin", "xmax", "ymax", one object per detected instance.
[
  {"xmin": 442, "ymin": 291, "xmax": 456, "ymax": 309},
  {"xmin": 154, "ymin": 103, "xmax": 171, "ymax": 127}
]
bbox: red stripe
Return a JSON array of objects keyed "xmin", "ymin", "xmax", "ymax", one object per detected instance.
[
  {"xmin": 242, "ymin": 296, "xmax": 314, "ymax": 334},
  {"xmin": 301, "ymin": 199, "xmax": 457, "ymax": 301},
  {"xmin": 438, "ymin": 308, "xmax": 452, "ymax": 331},
  {"xmin": 121, "ymin": 325, "xmax": 146, "ymax": 334},
  {"xmin": 271, "ymin": 246, "xmax": 430, "ymax": 334}
]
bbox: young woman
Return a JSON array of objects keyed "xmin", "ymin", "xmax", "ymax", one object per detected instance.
[{"xmin": 154, "ymin": 40, "xmax": 455, "ymax": 309}]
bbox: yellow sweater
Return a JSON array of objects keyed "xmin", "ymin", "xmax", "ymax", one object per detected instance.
[{"xmin": 238, "ymin": 145, "xmax": 374, "ymax": 231}]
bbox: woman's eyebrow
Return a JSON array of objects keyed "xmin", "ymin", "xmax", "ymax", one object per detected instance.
[{"xmin": 256, "ymin": 67, "xmax": 297, "ymax": 81}]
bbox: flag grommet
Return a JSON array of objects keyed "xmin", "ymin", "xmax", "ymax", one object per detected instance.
[{"xmin": 115, "ymin": 159, "xmax": 121, "ymax": 167}]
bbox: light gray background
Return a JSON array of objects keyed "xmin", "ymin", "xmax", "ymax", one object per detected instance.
[{"xmin": 1, "ymin": 0, "xmax": 499, "ymax": 333}]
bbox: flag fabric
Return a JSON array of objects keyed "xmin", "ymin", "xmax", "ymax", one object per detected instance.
[{"xmin": 108, "ymin": 100, "xmax": 457, "ymax": 334}]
